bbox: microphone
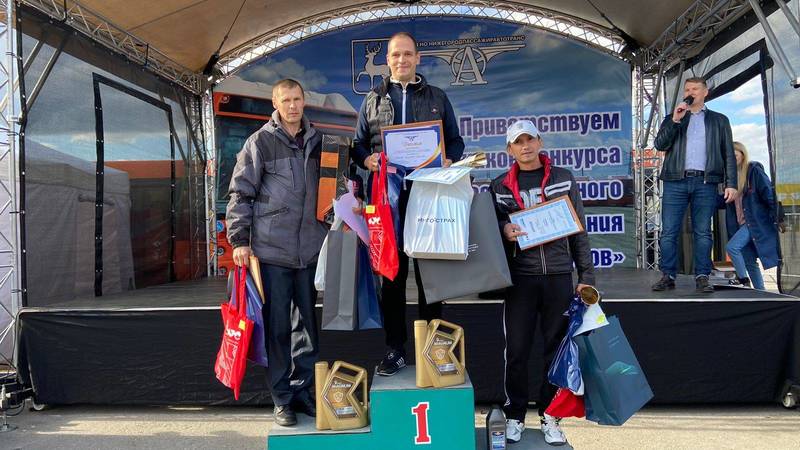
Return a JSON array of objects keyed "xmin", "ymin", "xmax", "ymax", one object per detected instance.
[{"xmin": 676, "ymin": 95, "xmax": 694, "ymax": 115}]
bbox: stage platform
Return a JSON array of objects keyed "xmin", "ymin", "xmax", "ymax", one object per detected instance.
[{"xmin": 15, "ymin": 268, "xmax": 800, "ymax": 406}]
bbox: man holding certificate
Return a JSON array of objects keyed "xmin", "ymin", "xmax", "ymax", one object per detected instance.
[
  {"xmin": 489, "ymin": 120, "xmax": 595, "ymax": 446},
  {"xmin": 351, "ymin": 31, "xmax": 464, "ymax": 376}
]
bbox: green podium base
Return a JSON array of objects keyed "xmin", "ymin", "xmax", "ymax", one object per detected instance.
[
  {"xmin": 267, "ymin": 414, "xmax": 370, "ymax": 450},
  {"xmin": 266, "ymin": 366, "xmax": 476, "ymax": 449}
]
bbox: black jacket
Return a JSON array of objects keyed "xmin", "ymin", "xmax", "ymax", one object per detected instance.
[
  {"xmin": 351, "ymin": 73, "xmax": 464, "ymax": 167},
  {"xmin": 654, "ymin": 108, "xmax": 736, "ymax": 188},
  {"xmin": 489, "ymin": 155, "xmax": 595, "ymax": 285}
]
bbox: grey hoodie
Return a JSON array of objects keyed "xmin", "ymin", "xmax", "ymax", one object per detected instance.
[{"xmin": 226, "ymin": 111, "xmax": 328, "ymax": 269}]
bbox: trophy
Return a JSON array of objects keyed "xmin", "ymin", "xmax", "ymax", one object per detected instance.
[{"xmin": 579, "ymin": 285, "xmax": 601, "ymax": 305}]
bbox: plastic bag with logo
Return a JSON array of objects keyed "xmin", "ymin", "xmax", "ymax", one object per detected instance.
[
  {"xmin": 214, "ymin": 267, "xmax": 254, "ymax": 400},
  {"xmin": 243, "ymin": 270, "xmax": 268, "ymax": 367},
  {"xmin": 575, "ymin": 316, "xmax": 654, "ymax": 425},
  {"xmin": 385, "ymin": 162, "xmax": 407, "ymax": 244},
  {"xmin": 364, "ymin": 152, "xmax": 399, "ymax": 280},
  {"xmin": 547, "ymin": 296, "xmax": 587, "ymax": 395},
  {"xmin": 403, "ymin": 167, "xmax": 474, "ymax": 260}
]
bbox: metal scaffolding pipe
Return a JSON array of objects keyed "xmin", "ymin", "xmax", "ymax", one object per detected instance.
[
  {"xmin": 641, "ymin": 65, "xmax": 665, "ymax": 149},
  {"xmin": 669, "ymin": 60, "xmax": 686, "ymax": 112},
  {"xmin": 749, "ymin": 0, "xmax": 800, "ymax": 87},
  {"xmin": 776, "ymin": 0, "xmax": 800, "ymax": 41}
]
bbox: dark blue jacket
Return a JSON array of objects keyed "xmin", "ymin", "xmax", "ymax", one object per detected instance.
[{"xmin": 724, "ymin": 162, "xmax": 781, "ymax": 269}]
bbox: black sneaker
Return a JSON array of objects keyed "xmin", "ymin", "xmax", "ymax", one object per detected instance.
[
  {"xmin": 376, "ymin": 350, "xmax": 406, "ymax": 376},
  {"xmin": 291, "ymin": 394, "xmax": 316, "ymax": 417},
  {"xmin": 651, "ymin": 274, "xmax": 675, "ymax": 291},
  {"xmin": 728, "ymin": 277, "xmax": 751, "ymax": 288},
  {"xmin": 274, "ymin": 404, "xmax": 297, "ymax": 426},
  {"xmin": 696, "ymin": 275, "xmax": 714, "ymax": 293}
]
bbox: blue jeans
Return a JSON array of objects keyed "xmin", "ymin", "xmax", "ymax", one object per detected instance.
[
  {"xmin": 726, "ymin": 225, "xmax": 765, "ymax": 289},
  {"xmin": 659, "ymin": 177, "xmax": 717, "ymax": 278}
]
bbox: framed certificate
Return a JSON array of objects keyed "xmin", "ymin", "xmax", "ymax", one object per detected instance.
[
  {"xmin": 380, "ymin": 120, "xmax": 445, "ymax": 170},
  {"xmin": 509, "ymin": 197, "xmax": 584, "ymax": 250}
]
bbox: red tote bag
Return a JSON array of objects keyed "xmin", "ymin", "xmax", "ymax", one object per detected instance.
[
  {"xmin": 214, "ymin": 267, "xmax": 254, "ymax": 400},
  {"xmin": 364, "ymin": 152, "xmax": 399, "ymax": 281}
]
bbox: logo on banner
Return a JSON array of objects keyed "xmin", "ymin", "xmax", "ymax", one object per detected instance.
[
  {"xmin": 420, "ymin": 42, "xmax": 524, "ymax": 86},
  {"xmin": 352, "ymin": 36, "xmax": 526, "ymax": 93},
  {"xmin": 352, "ymin": 39, "xmax": 391, "ymax": 94}
]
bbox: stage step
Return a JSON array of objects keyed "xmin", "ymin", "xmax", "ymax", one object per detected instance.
[
  {"xmin": 267, "ymin": 366, "xmax": 476, "ymax": 449},
  {"xmin": 474, "ymin": 427, "xmax": 575, "ymax": 450}
]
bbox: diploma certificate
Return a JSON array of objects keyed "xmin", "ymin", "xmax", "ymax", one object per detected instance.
[
  {"xmin": 509, "ymin": 197, "xmax": 583, "ymax": 250},
  {"xmin": 380, "ymin": 120, "xmax": 445, "ymax": 169}
]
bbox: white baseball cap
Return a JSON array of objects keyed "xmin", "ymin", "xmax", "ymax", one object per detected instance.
[{"xmin": 506, "ymin": 119, "xmax": 540, "ymax": 144}]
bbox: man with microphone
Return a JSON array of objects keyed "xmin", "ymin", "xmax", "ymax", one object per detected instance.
[{"xmin": 651, "ymin": 77, "xmax": 737, "ymax": 293}]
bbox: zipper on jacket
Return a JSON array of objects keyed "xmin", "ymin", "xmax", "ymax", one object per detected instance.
[
  {"xmin": 401, "ymin": 87, "xmax": 407, "ymax": 124},
  {"xmin": 540, "ymin": 191, "xmax": 547, "ymax": 273},
  {"xmin": 296, "ymin": 196, "xmax": 305, "ymax": 269},
  {"xmin": 296, "ymin": 139, "xmax": 311, "ymax": 269},
  {"xmin": 540, "ymin": 241, "xmax": 547, "ymax": 274}
]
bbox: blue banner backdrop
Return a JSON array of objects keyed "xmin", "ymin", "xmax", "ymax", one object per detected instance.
[{"xmin": 218, "ymin": 16, "xmax": 634, "ymax": 268}]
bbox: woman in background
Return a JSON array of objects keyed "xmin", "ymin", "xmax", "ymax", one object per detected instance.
[{"xmin": 724, "ymin": 142, "xmax": 781, "ymax": 289}]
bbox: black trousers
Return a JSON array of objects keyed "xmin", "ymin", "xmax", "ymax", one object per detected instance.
[
  {"xmin": 260, "ymin": 263, "xmax": 319, "ymax": 406},
  {"xmin": 381, "ymin": 185, "xmax": 442, "ymax": 353},
  {"xmin": 503, "ymin": 272, "xmax": 572, "ymax": 420}
]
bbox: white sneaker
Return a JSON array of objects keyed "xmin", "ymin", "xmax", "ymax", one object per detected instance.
[
  {"xmin": 541, "ymin": 414, "xmax": 567, "ymax": 446},
  {"xmin": 506, "ymin": 419, "xmax": 525, "ymax": 443}
]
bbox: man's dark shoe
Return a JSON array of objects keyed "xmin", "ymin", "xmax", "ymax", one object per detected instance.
[
  {"xmin": 291, "ymin": 395, "xmax": 316, "ymax": 417},
  {"xmin": 728, "ymin": 277, "xmax": 751, "ymax": 288},
  {"xmin": 651, "ymin": 274, "xmax": 675, "ymax": 291},
  {"xmin": 274, "ymin": 404, "xmax": 297, "ymax": 426},
  {"xmin": 696, "ymin": 275, "xmax": 714, "ymax": 293},
  {"xmin": 376, "ymin": 350, "xmax": 406, "ymax": 376}
]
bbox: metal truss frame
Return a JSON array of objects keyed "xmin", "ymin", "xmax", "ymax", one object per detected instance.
[
  {"xmin": 0, "ymin": 0, "xmax": 21, "ymax": 370},
  {"xmin": 201, "ymin": 93, "xmax": 217, "ymax": 277},
  {"xmin": 18, "ymin": 0, "xmax": 202, "ymax": 94},
  {"xmin": 632, "ymin": 66, "xmax": 665, "ymax": 270},
  {"xmin": 218, "ymin": 0, "xmax": 626, "ymax": 77},
  {"xmin": 176, "ymin": 92, "xmax": 210, "ymax": 279},
  {"xmin": 643, "ymin": 0, "xmax": 752, "ymax": 72}
]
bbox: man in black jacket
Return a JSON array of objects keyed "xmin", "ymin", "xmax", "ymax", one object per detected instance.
[
  {"xmin": 489, "ymin": 119, "xmax": 595, "ymax": 446},
  {"xmin": 351, "ymin": 31, "xmax": 464, "ymax": 376},
  {"xmin": 651, "ymin": 77, "xmax": 737, "ymax": 293}
]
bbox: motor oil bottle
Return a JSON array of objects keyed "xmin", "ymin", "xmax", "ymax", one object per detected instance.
[
  {"xmin": 414, "ymin": 319, "xmax": 466, "ymax": 388},
  {"xmin": 315, "ymin": 361, "xmax": 369, "ymax": 431},
  {"xmin": 485, "ymin": 404, "xmax": 507, "ymax": 450}
]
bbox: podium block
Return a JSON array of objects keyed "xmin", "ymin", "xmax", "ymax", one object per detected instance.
[
  {"xmin": 266, "ymin": 366, "xmax": 475, "ymax": 449},
  {"xmin": 267, "ymin": 414, "xmax": 371, "ymax": 450},
  {"xmin": 370, "ymin": 366, "xmax": 476, "ymax": 450}
]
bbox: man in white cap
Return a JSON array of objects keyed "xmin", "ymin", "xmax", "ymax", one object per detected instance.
[{"xmin": 489, "ymin": 119, "xmax": 595, "ymax": 445}]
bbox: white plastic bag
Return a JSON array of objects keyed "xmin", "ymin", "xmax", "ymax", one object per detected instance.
[
  {"xmin": 404, "ymin": 167, "xmax": 474, "ymax": 260},
  {"xmin": 314, "ymin": 216, "xmax": 343, "ymax": 291}
]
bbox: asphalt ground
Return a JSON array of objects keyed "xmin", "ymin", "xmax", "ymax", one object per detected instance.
[{"xmin": 2, "ymin": 403, "xmax": 799, "ymax": 449}]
